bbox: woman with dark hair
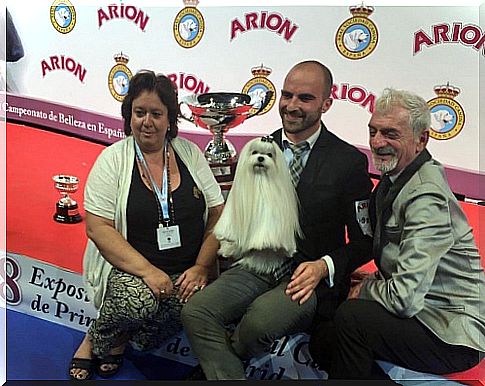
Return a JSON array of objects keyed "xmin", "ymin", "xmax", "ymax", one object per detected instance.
[{"xmin": 68, "ymin": 70, "xmax": 224, "ymax": 380}]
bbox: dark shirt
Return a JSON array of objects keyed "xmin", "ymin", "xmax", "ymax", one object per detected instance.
[{"xmin": 127, "ymin": 151, "xmax": 206, "ymax": 274}]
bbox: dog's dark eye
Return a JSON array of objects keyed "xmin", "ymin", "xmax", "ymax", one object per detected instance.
[
  {"xmin": 267, "ymin": 153, "xmax": 273, "ymax": 158},
  {"xmin": 252, "ymin": 151, "xmax": 258, "ymax": 155}
]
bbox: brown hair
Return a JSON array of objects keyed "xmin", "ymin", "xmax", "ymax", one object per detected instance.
[{"xmin": 121, "ymin": 70, "xmax": 179, "ymax": 138}]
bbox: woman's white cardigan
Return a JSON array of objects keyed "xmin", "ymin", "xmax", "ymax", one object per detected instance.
[{"xmin": 83, "ymin": 135, "xmax": 224, "ymax": 310}]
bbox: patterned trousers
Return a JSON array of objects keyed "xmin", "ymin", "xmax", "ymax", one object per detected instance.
[{"xmin": 88, "ymin": 268, "xmax": 184, "ymax": 357}]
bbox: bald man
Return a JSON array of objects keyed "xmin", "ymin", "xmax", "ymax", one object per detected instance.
[{"xmin": 182, "ymin": 60, "xmax": 373, "ymax": 380}]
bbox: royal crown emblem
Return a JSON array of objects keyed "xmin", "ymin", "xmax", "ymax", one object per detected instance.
[
  {"xmin": 251, "ymin": 64, "xmax": 272, "ymax": 77},
  {"xmin": 108, "ymin": 52, "xmax": 133, "ymax": 102},
  {"xmin": 427, "ymin": 82, "xmax": 465, "ymax": 140},
  {"xmin": 335, "ymin": 3, "xmax": 378, "ymax": 60},
  {"xmin": 183, "ymin": 0, "xmax": 199, "ymax": 6},
  {"xmin": 434, "ymin": 83, "xmax": 461, "ymax": 99},
  {"xmin": 349, "ymin": 4, "xmax": 374, "ymax": 17},
  {"xmin": 242, "ymin": 64, "xmax": 276, "ymax": 116},
  {"xmin": 173, "ymin": 0, "xmax": 205, "ymax": 48},
  {"xmin": 113, "ymin": 52, "xmax": 129, "ymax": 65}
]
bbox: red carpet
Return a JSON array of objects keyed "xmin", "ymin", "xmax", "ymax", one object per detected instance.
[{"xmin": 7, "ymin": 122, "xmax": 104, "ymax": 273}]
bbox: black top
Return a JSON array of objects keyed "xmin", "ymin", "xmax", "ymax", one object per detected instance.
[{"xmin": 127, "ymin": 151, "xmax": 206, "ymax": 274}]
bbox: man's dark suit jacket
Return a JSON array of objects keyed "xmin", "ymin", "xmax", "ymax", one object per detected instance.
[{"xmin": 272, "ymin": 124, "xmax": 373, "ymax": 321}]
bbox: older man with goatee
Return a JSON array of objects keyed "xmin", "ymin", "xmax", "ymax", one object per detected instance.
[{"xmin": 310, "ymin": 88, "xmax": 485, "ymax": 380}]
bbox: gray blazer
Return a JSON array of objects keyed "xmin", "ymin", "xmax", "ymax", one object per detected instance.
[{"xmin": 360, "ymin": 157, "xmax": 485, "ymax": 352}]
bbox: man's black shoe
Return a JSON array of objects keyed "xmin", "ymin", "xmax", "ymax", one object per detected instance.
[{"xmin": 185, "ymin": 364, "xmax": 207, "ymax": 380}]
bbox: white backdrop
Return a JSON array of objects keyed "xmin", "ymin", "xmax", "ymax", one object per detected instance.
[{"xmin": 4, "ymin": 1, "xmax": 484, "ymax": 198}]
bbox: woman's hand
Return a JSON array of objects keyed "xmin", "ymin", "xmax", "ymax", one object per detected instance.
[
  {"xmin": 85, "ymin": 212, "xmax": 174, "ymax": 298},
  {"xmin": 172, "ymin": 205, "xmax": 223, "ymax": 303},
  {"xmin": 175, "ymin": 264, "xmax": 210, "ymax": 303},
  {"xmin": 141, "ymin": 266, "xmax": 173, "ymax": 299}
]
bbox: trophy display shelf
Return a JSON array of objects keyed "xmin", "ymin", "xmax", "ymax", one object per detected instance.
[{"xmin": 53, "ymin": 174, "xmax": 82, "ymax": 224}]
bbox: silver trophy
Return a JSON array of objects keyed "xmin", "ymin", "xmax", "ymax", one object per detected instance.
[
  {"xmin": 53, "ymin": 174, "xmax": 82, "ymax": 223},
  {"xmin": 181, "ymin": 91, "xmax": 273, "ymax": 189}
]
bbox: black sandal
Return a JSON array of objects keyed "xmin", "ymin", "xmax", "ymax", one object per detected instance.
[
  {"xmin": 97, "ymin": 354, "xmax": 124, "ymax": 378},
  {"xmin": 69, "ymin": 357, "xmax": 95, "ymax": 381}
]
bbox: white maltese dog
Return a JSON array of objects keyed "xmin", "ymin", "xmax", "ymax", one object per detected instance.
[{"xmin": 214, "ymin": 136, "xmax": 302, "ymax": 275}]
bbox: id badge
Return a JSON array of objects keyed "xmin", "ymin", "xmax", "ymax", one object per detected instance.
[
  {"xmin": 157, "ymin": 224, "xmax": 181, "ymax": 250},
  {"xmin": 355, "ymin": 199, "xmax": 372, "ymax": 237}
]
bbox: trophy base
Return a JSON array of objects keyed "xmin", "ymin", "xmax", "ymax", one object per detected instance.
[
  {"xmin": 209, "ymin": 162, "xmax": 236, "ymax": 182},
  {"xmin": 209, "ymin": 160, "xmax": 237, "ymax": 182},
  {"xmin": 208, "ymin": 159, "xmax": 237, "ymax": 199},
  {"xmin": 54, "ymin": 202, "xmax": 82, "ymax": 224}
]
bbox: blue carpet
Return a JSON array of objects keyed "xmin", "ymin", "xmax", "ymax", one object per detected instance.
[{"xmin": 7, "ymin": 309, "xmax": 193, "ymax": 380}]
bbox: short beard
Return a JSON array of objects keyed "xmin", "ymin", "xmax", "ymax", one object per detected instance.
[
  {"xmin": 372, "ymin": 154, "xmax": 398, "ymax": 174},
  {"xmin": 280, "ymin": 109, "xmax": 320, "ymax": 135}
]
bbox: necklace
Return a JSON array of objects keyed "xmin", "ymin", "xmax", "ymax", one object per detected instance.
[
  {"xmin": 164, "ymin": 144, "xmax": 176, "ymax": 224},
  {"xmin": 135, "ymin": 141, "xmax": 176, "ymax": 225}
]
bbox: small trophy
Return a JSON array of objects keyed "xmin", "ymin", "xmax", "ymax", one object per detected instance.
[
  {"xmin": 53, "ymin": 175, "xmax": 82, "ymax": 223},
  {"xmin": 181, "ymin": 91, "xmax": 273, "ymax": 190}
]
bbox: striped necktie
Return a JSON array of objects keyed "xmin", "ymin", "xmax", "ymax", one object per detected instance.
[{"xmin": 287, "ymin": 141, "xmax": 309, "ymax": 187}]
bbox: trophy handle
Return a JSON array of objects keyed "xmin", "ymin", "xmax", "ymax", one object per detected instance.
[
  {"xmin": 247, "ymin": 90, "xmax": 274, "ymax": 119},
  {"xmin": 179, "ymin": 101, "xmax": 194, "ymax": 123}
]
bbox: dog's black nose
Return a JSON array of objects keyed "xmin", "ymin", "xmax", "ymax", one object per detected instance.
[{"xmin": 257, "ymin": 156, "xmax": 264, "ymax": 163}]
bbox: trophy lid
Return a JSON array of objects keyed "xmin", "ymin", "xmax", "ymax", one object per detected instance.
[
  {"xmin": 181, "ymin": 92, "xmax": 258, "ymax": 131},
  {"xmin": 196, "ymin": 92, "xmax": 251, "ymax": 107},
  {"xmin": 53, "ymin": 174, "xmax": 79, "ymax": 184}
]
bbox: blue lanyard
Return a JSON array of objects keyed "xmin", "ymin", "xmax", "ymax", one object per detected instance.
[{"xmin": 134, "ymin": 140, "xmax": 171, "ymax": 226}]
